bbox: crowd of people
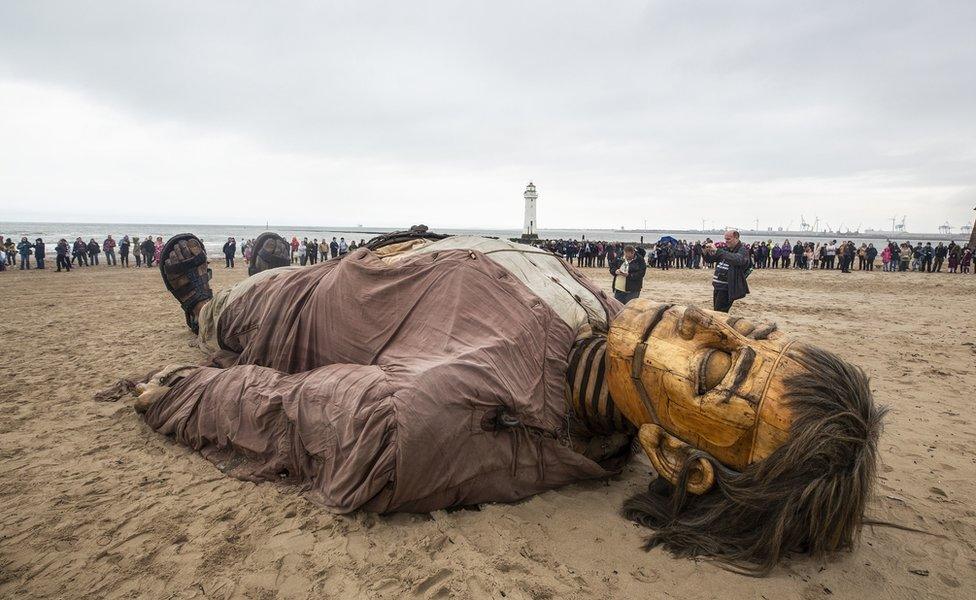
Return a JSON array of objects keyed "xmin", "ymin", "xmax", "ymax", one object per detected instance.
[
  {"xmin": 3, "ymin": 231, "xmax": 973, "ymax": 277},
  {"xmin": 0, "ymin": 233, "xmax": 370, "ymax": 272},
  {"xmin": 0, "ymin": 234, "xmax": 170, "ymax": 272},
  {"xmin": 219, "ymin": 236, "xmax": 368, "ymax": 268},
  {"xmin": 532, "ymin": 237, "xmax": 974, "ymax": 275}
]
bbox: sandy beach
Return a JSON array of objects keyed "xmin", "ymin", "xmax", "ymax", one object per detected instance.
[{"xmin": 1, "ymin": 260, "xmax": 974, "ymax": 600}]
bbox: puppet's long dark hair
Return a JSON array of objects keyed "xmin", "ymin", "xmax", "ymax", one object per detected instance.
[{"xmin": 624, "ymin": 344, "xmax": 887, "ymax": 576}]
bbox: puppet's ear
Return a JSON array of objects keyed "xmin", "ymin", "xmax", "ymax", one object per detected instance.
[{"xmin": 637, "ymin": 424, "xmax": 715, "ymax": 495}]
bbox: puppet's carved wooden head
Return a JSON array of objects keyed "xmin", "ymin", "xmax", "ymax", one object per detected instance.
[{"xmin": 606, "ymin": 299, "xmax": 806, "ymax": 492}]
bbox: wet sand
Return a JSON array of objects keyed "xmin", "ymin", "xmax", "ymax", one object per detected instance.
[{"xmin": 1, "ymin": 260, "xmax": 974, "ymax": 599}]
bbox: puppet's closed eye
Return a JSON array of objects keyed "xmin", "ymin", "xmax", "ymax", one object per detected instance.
[{"xmin": 700, "ymin": 350, "xmax": 732, "ymax": 393}]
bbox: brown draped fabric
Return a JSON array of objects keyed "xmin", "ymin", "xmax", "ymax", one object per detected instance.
[{"xmin": 144, "ymin": 247, "xmax": 626, "ymax": 513}]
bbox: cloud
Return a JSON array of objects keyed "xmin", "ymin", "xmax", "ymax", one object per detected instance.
[{"xmin": 1, "ymin": 1, "xmax": 974, "ymax": 231}]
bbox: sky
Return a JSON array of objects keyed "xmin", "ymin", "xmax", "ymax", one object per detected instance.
[{"xmin": 1, "ymin": 1, "xmax": 975, "ymax": 233}]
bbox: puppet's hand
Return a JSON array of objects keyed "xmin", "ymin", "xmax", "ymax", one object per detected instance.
[
  {"xmin": 134, "ymin": 382, "xmax": 170, "ymax": 414},
  {"xmin": 133, "ymin": 364, "xmax": 196, "ymax": 414}
]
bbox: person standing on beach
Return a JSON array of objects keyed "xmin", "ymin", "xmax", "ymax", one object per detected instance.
[
  {"xmin": 933, "ymin": 242, "xmax": 948, "ymax": 272},
  {"xmin": 87, "ymin": 238, "xmax": 100, "ymax": 265},
  {"xmin": 920, "ymin": 242, "xmax": 934, "ymax": 272},
  {"xmin": 703, "ymin": 230, "xmax": 751, "ymax": 313},
  {"xmin": 866, "ymin": 243, "xmax": 877, "ymax": 271},
  {"xmin": 131, "ymin": 237, "xmax": 141, "ymax": 267},
  {"xmin": 103, "ymin": 235, "xmax": 117, "ymax": 266},
  {"xmin": 900, "ymin": 243, "xmax": 912, "ymax": 271},
  {"xmin": 824, "ymin": 240, "xmax": 837, "ymax": 269},
  {"xmin": 119, "ymin": 236, "xmax": 130, "ymax": 267},
  {"xmin": 55, "ymin": 239, "xmax": 71, "ymax": 272},
  {"xmin": 140, "ymin": 236, "xmax": 155, "ymax": 267},
  {"xmin": 339, "ymin": 237, "xmax": 349, "ymax": 256},
  {"xmin": 609, "ymin": 244, "xmax": 646, "ymax": 304},
  {"xmin": 222, "ymin": 237, "xmax": 236, "ymax": 268},
  {"xmin": 308, "ymin": 239, "xmax": 319, "ymax": 264},
  {"xmin": 34, "ymin": 238, "xmax": 46, "ymax": 269},
  {"xmin": 841, "ymin": 241, "xmax": 855, "ymax": 273},
  {"xmin": 318, "ymin": 239, "xmax": 329, "ymax": 261},
  {"xmin": 330, "ymin": 237, "xmax": 339, "ymax": 259},
  {"xmin": 17, "ymin": 237, "xmax": 33, "ymax": 270},
  {"xmin": 947, "ymin": 244, "xmax": 960, "ymax": 273},
  {"xmin": 72, "ymin": 237, "xmax": 86, "ymax": 266},
  {"xmin": 4, "ymin": 237, "xmax": 16, "ymax": 267},
  {"xmin": 298, "ymin": 240, "xmax": 307, "ymax": 266}
]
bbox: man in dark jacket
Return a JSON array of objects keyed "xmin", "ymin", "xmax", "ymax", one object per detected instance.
[
  {"xmin": 840, "ymin": 241, "xmax": 854, "ymax": 273},
  {"xmin": 608, "ymin": 245, "xmax": 646, "ymax": 304},
  {"xmin": 222, "ymin": 237, "xmax": 236, "ymax": 268},
  {"xmin": 703, "ymin": 230, "xmax": 751, "ymax": 313},
  {"xmin": 933, "ymin": 242, "xmax": 947, "ymax": 272},
  {"xmin": 55, "ymin": 238, "xmax": 71, "ymax": 271},
  {"xmin": 921, "ymin": 242, "xmax": 934, "ymax": 272},
  {"xmin": 34, "ymin": 238, "xmax": 46, "ymax": 269},
  {"xmin": 17, "ymin": 237, "xmax": 33, "ymax": 270},
  {"xmin": 140, "ymin": 237, "xmax": 155, "ymax": 267},
  {"xmin": 865, "ymin": 243, "xmax": 878, "ymax": 271}
]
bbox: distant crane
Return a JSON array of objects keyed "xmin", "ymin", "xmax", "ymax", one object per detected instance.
[
  {"xmin": 800, "ymin": 215, "xmax": 810, "ymax": 231},
  {"xmin": 754, "ymin": 218, "xmax": 760, "ymax": 232},
  {"xmin": 813, "ymin": 216, "xmax": 820, "ymax": 233},
  {"xmin": 895, "ymin": 216, "xmax": 907, "ymax": 233},
  {"xmin": 938, "ymin": 221, "xmax": 952, "ymax": 235}
]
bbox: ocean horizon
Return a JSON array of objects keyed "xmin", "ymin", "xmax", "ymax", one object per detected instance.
[{"xmin": 1, "ymin": 220, "xmax": 964, "ymax": 258}]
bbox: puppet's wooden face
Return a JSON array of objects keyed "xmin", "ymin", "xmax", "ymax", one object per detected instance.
[{"xmin": 606, "ymin": 300, "xmax": 800, "ymax": 487}]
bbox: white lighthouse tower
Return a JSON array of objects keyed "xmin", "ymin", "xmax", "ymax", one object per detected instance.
[{"xmin": 522, "ymin": 182, "xmax": 539, "ymax": 239}]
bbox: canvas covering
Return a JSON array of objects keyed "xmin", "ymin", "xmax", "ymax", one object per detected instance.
[{"xmin": 144, "ymin": 243, "xmax": 625, "ymax": 513}]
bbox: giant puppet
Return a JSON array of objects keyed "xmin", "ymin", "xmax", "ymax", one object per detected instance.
[{"xmin": 132, "ymin": 227, "xmax": 884, "ymax": 574}]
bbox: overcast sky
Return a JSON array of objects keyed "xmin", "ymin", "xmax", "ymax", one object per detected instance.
[{"xmin": 1, "ymin": 1, "xmax": 974, "ymax": 232}]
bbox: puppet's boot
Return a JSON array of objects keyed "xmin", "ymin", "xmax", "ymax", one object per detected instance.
[
  {"xmin": 159, "ymin": 234, "xmax": 213, "ymax": 334},
  {"xmin": 248, "ymin": 232, "xmax": 292, "ymax": 276}
]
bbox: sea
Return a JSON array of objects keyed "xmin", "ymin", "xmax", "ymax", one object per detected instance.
[{"xmin": 0, "ymin": 221, "xmax": 964, "ymax": 257}]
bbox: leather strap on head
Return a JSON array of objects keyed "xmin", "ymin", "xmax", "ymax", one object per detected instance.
[
  {"xmin": 626, "ymin": 303, "xmax": 673, "ymax": 428},
  {"xmin": 747, "ymin": 339, "xmax": 797, "ymax": 464}
]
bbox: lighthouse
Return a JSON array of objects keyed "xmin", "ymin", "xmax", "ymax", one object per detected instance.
[
  {"xmin": 522, "ymin": 182, "xmax": 539, "ymax": 239},
  {"xmin": 970, "ymin": 205, "xmax": 976, "ymax": 249}
]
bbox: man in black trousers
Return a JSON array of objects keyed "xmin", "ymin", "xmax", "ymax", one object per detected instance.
[
  {"xmin": 222, "ymin": 237, "xmax": 236, "ymax": 268},
  {"xmin": 703, "ymin": 230, "xmax": 751, "ymax": 313}
]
